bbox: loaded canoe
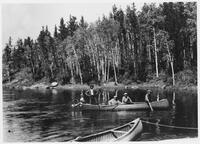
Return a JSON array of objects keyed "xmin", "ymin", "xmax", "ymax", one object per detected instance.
[
  {"xmin": 73, "ymin": 118, "xmax": 142, "ymax": 142},
  {"xmin": 78, "ymin": 99, "xmax": 169, "ymax": 111}
]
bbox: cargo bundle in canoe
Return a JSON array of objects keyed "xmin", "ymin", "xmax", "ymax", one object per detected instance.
[
  {"xmin": 78, "ymin": 99, "xmax": 169, "ymax": 111},
  {"xmin": 73, "ymin": 118, "xmax": 142, "ymax": 142}
]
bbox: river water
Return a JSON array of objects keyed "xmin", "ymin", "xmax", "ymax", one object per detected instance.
[{"xmin": 3, "ymin": 88, "xmax": 198, "ymax": 142}]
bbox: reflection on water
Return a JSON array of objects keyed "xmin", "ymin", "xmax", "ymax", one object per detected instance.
[{"xmin": 3, "ymin": 88, "xmax": 198, "ymax": 142}]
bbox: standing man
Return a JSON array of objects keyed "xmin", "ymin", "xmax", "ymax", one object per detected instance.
[
  {"xmin": 85, "ymin": 84, "xmax": 98, "ymax": 104},
  {"xmin": 145, "ymin": 89, "xmax": 154, "ymax": 111}
]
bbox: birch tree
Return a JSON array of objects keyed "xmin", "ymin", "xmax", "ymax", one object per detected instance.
[{"xmin": 157, "ymin": 30, "xmax": 175, "ymax": 85}]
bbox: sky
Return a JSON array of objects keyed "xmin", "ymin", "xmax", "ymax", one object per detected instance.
[
  {"xmin": 1, "ymin": 0, "xmax": 148, "ymax": 46},
  {"xmin": 1, "ymin": 0, "xmax": 197, "ymax": 47}
]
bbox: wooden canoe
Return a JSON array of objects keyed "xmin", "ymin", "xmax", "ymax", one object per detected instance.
[
  {"xmin": 73, "ymin": 118, "xmax": 142, "ymax": 142},
  {"xmin": 78, "ymin": 99, "xmax": 169, "ymax": 111},
  {"xmin": 51, "ymin": 82, "xmax": 58, "ymax": 87}
]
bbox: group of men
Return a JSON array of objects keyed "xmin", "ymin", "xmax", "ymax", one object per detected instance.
[
  {"xmin": 80, "ymin": 85, "xmax": 152, "ymax": 105},
  {"xmin": 108, "ymin": 93, "xmax": 133, "ymax": 105}
]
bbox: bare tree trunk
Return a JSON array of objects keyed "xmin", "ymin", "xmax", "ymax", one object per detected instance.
[
  {"xmin": 147, "ymin": 32, "xmax": 152, "ymax": 74},
  {"xmin": 167, "ymin": 44, "xmax": 175, "ymax": 86},
  {"xmin": 50, "ymin": 62, "xmax": 54, "ymax": 79},
  {"xmin": 128, "ymin": 32, "xmax": 133, "ymax": 56},
  {"xmin": 107, "ymin": 61, "xmax": 110, "ymax": 82},
  {"xmin": 115, "ymin": 89, "xmax": 118, "ymax": 96},
  {"xmin": 171, "ymin": 61, "xmax": 175, "ymax": 86},
  {"xmin": 153, "ymin": 27, "xmax": 159, "ymax": 77},
  {"xmin": 112, "ymin": 51, "xmax": 118, "ymax": 85},
  {"xmin": 148, "ymin": 44, "xmax": 151, "ymax": 62},
  {"xmin": 96, "ymin": 60, "xmax": 100, "ymax": 81},
  {"xmin": 103, "ymin": 91, "xmax": 106, "ymax": 103},
  {"xmin": 30, "ymin": 60, "xmax": 35, "ymax": 78},
  {"xmin": 183, "ymin": 49, "xmax": 186, "ymax": 68},
  {"xmin": 7, "ymin": 64, "xmax": 11, "ymax": 82},
  {"xmin": 172, "ymin": 91, "xmax": 176, "ymax": 105},
  {"xmin": 70, "ymin": 61, "xmax": 75, "ymax": 84},
  {"xmin": 72, "ymin": 46, "xmax": 83, "ymax": 84},
  {"xmin": 104, "ymin": 56, "xmax": 107, "ymax": 82},
  {"xmin": 129, "ymin": 33, "xmax": 137, "ymax": 78},
  {"xmin": 101, "ymin": 59, "xmax": 104, "ymax": 82},
  {"xmin": 78, "ymin": 63, "xmax": 83, "ymax": 84},
  {"xmin": 107, "ymin": 91, "xmax": 110, "ymax": 102}
]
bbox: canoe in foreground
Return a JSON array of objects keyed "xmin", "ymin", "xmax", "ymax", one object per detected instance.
[
  {"xmin": 79, "ymin": 99, "xmax": 169, "ymax": 111},
  {"xmin": 73, "ymin": 118, "xmax": 142, "ymax": 142}
]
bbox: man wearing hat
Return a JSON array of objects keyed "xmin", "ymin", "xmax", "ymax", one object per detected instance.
[
  {"xmin": 145, "ymin": 89, "xmax": 152, "ymax": 102},
  {"xmin": 145, "ymin": 89, "xmax": 154, "ymax": 111},
  {"xmin": 85, "ymin": 84, "xmax": 98, "ymax": 104},
  {"xmin": 108, "ymin": 95, "xmax": 121, "ymax": 105},
  {"xmin": 122, "ymin": 93, "xmax": 133, "ymax": 104}
]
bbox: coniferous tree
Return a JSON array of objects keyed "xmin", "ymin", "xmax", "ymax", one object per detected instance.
[
  {"xmin": 67, "ymin": 15, "xmax": 79, "ymax": 37},
  {"xmin": 58, "ymin": 18, "xmax": 68, "ymax": 40},
  {"xmin": 54, "ymin": 25, "xmax": 58, "ymax": 38},
  {"xmin": 79, "ymin": 16, "xmax": 88, "ymax": 29},
  {"xmin": 3, "ymin": 37, "xmax": 13, "ymax": 82}
]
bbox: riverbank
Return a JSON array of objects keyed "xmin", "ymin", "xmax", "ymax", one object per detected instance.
[
  {"xmin": 3, "ymin": 69, "xmax": 197, "ymax": 92},
  {"xmin": 3, "ymin": 80, "xmax": 197, "ymax": 93}
]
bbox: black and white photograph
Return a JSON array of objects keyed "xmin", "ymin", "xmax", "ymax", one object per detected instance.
[{"xmin": 1, "ymin": 0, "xmax": 198, "ymax": 143}]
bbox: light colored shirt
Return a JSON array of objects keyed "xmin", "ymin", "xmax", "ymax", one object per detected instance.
[
  {"xmin": 86, "ymin": 89, "xmax": 95, "ymax": 96},
  {"xmin": 108, "ymin": 99, "xmax": 121, "ymax": 105},
  {"xmin": 122, "ymin": 96, "xmax": 133, "ymax": 104},
  {"xmin": 145, "ymin": 94, "xmax": 150, "ymax": 101},
  {"xmin": 90, "ymin": 89, "xmax": 94, "ymax": 95},
  {"xmin": 80, "ymin": 97, "xmax": 85, "ymax": 103}
]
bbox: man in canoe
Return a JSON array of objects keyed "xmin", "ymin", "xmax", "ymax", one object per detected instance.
[
  {"xmin": 122, "ymin": 93, "xmax": 134, "ymax": 104},
  {"xmin": 145, "ymin": 89, "xmax": 154, "ymax": 111},
  {"xmin": 108, "ymin": 95, "xmax": 122, "ymax": 105},
  {"xmin": 80, "ymin": 91, "xmax": 85, "ymax": 104},
  {"xmin": 145, "ymin": 90, "xmax": 151, "ymax": 102},
  {"xmin": 72, "ymin": 91, "xmax": 85, "ymax": 107},
  {"xmin": 85, "ymin": 84, "xmax": 98, "ymax": 104}
]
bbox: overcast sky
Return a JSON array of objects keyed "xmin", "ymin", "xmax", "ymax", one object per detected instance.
[{"xmin": 2, "ymin": 1, "xmax": 149, "ymax": 46}]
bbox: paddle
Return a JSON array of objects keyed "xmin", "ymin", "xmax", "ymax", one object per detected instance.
[
  {"xmin": 146, "ymin": 100, "xmax": 154, "ymax": 111},
  {"xmin": 72, "ymin": 102, "xmax": 81, "ymax": 108},
  {"xmin": 112, "ymin": 103, "xmax": 119, "ymax": 111}
]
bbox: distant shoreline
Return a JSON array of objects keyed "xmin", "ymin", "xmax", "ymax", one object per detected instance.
[{"xmin": 3, "ymin": 81, "xmax": 197, "ymax": 92}]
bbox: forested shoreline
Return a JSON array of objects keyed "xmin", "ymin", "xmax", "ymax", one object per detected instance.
[{"xmin": 3, "ymin": 2, "xmax": 197, "ymax": 89}]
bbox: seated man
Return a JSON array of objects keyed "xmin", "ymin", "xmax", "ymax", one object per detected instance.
[
  {"xmin": 108, "ymin": 95, "xmax": 121, "ymax": 105},
  {"xmin": 122, "ymin": 93, "xmax": 133, "ymax": 104},
  {"xmin": 80, "ymin": 92, "xmax": 85, "ymax": 104}
]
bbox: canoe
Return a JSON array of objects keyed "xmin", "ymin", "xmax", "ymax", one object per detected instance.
[
  {"xmin": 78, "ymin": 99, "xmax": 169, "ymax": 111},
  {"xmin": 73, "ymin": 118, "xmax": 142, "ymax": 142},
  {"xmin": 51, "ymin": 82, "xmax": 58, "ymax": 87}
]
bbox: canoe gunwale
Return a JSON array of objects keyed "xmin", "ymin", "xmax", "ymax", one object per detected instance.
[
  {"xmin": 74, "ymin": 118, "xmax": 142, "ymax": 142},
  {"xmin": 111, "ymin": 130, "xmax": 126, "ymax": 134},
  {"xmin": 79, "ymin": 99, "xmax": 169, "ymax": 111},
  {"xmin": 114, "ymin": 118, "xmax": 142, "ymax": 141}
]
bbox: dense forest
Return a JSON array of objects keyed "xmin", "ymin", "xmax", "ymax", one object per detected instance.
[{"xmin": 3, "ymin": 2, "xmax": 197, "ymax": 87}]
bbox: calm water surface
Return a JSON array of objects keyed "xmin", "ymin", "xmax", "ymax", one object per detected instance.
[{"xmin": 3, "ymin": 88, "xmax": 198, "ymax": 142}]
